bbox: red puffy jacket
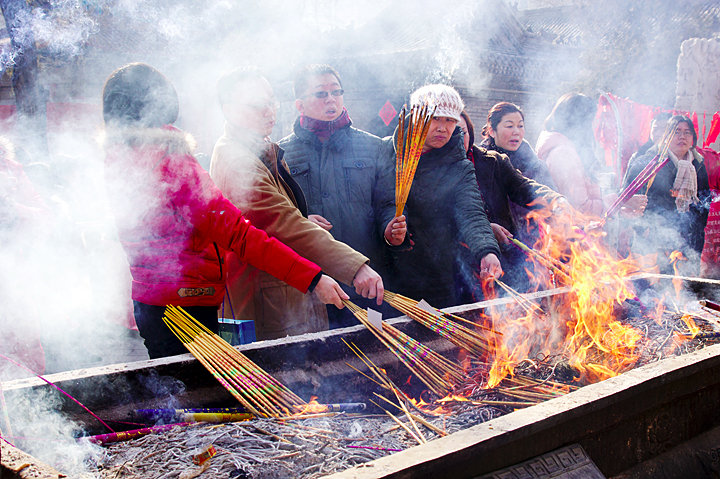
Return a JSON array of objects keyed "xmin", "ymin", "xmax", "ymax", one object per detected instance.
[{"xmin": 104, "ymin": 126, "xmax": 321, "ymax": 307}]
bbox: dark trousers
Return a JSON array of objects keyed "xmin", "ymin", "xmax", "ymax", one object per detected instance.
[{"xmin": 133, "ymin": 302, "xmax": 219, "ymax": 359}]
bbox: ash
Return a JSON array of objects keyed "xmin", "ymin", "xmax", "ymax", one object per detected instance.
[
  {"xmin": 89, "ymin": 301, "xmax": 720, "ymax": 478},
  {"xmin": 92, "ymin": 415, "xmax": 427, "ymax": 479}
]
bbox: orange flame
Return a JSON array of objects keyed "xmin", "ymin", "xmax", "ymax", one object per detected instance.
[
  {"xmin": 680, "ymin": 314, "xmax": 700, "ymax": 338},
  {"xmin": 669, "ymin": 250, "xmax": 687, "ymax": 299},
  {"xmin": 484, "ymin": 207, "xmax": 651, "ymax": 387},
  {"xmin": 437, "ymin": 394, "xmax": 469, "ymax": 404},
  {"xmin": 292, "ymin": 396, "xmax": 328, "ymax": 415}
]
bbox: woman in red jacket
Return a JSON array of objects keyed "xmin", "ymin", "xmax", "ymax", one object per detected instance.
[{"xmin": 102, "ymin": 63, "xmax": 347, "ymax": 358}]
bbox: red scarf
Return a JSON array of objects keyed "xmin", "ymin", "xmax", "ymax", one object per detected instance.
[{"xmin": 299, "ymin": 108, "xmax": 351, "ymax": 142}]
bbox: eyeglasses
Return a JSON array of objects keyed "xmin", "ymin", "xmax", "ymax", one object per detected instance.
[
  {"xmin": 674, "ymin": 128, "xmax": 694, "ymax": 138},
  {"xmin": 307, "ymin": 89, "xmax": 344, "ymax": 99}
]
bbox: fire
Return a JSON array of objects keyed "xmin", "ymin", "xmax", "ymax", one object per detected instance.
[
  {"xmin": 437, "ymin": 394, "xmax": 469, "ymax": 404},
  {"xmin": 408, "ymin": 396, "xmax": 447, "ymax": 416},
  {"xmin": 483, "ymin": 207, "xmax": 652, "ymax": 388},
  {"xmin": 669, "ymin": 250, "xmax": 687, "ymax": 298},
  {"xmin": 680, "ymin": 314, "xmax": 700, "ymax": 337},
  {"xmin": 293, "ymin": 396, "xmax": 328, "ymax": 415},
  {"xmin": 408, "ymin": 396, "xmax": 430, "ymax": 408}
]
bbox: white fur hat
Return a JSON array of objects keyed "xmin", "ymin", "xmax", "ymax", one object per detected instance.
[{"xmin": 410, "ymin": 84, "xmax": 464, "ymax": 121}]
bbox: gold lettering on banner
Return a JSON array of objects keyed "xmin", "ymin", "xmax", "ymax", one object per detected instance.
[{"xmin": 177, "ymin": 287, "xmax": 216, "ymax": 297}]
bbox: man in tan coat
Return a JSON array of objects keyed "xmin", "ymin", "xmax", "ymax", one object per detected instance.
[{"xmin": 210, "ymin": 68, "xmax": 400, "ymax": 340}]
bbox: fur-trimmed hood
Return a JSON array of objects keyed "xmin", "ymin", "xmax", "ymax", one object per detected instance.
[{"xmin": 102, "ymin": 125, "xmax": 196, "ymax": 156}]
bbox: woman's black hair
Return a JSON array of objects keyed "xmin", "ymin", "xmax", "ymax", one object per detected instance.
[
  {"xmin": 543, "ymin": 93, "xmax": 596, "ymax": 140},
  {"xmin": 669, "ymin": 114, "xmax": 697, "ymax": 147},
  {"xmin": 482, "ymin": 102, "xmax": 524, "ymax": 138},
  {"xmin": 102, "ymin": 63, "xmax": 179, "ymax": 128}
]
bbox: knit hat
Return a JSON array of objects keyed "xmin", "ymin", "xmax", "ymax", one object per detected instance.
[{"xmin": 410, "ymin": 84, "xmax": 464, "ymax": 121}]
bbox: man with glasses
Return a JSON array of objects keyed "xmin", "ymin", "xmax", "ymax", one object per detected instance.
[
  {"xmin": 279, "ymin": 64, "xmax": 406, "ymax": 328},
  {"xmin": 210, "ymin": 67, "xmax": 388, "ymax": 340}
]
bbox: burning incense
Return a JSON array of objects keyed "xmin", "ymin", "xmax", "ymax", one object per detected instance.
[
  {"xmin": 343, "ymin": 339, "xmax": 434, "ymax": 442},
  {"xmin": 163, "ymin": 306, "xmax": 306, "ymax": 418},
  {"xmin": 373, "ymin": 392, "xmax": 447, "ymax": 437},
  {"xmin": 384, "ymin": 291, "xmax": 496, "ymax": 358},
  {"xmin": 395, "ymin": 104, "xmax": 436, "ymax": 216},
  {"xmin": 604, "ymin": 118, "xmax": 678, "ymax": 220},
  {"xmin": 342, "ymin": 300, "xmax": 464, "ymax": 396},
  {"xmin": 83, "ymin": 422, "xmax": 189, "ymax": 445},
  {"xmin": 509, "ymin": 237, "xmax": 572, "ymax": 283},
  {"xmin": 135, "ymin": 407, "xmax": 249, "ymax": 421},
  {"xmin": 373, "ymin": 401, "xmax": 426, "ymax": 445},
  {"xmin": 494, "ymin": 279, "xmax": 548, "ymax": 319}
]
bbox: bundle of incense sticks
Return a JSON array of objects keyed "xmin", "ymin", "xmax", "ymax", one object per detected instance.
[
  {"xmin": 604, "ymin": 118, "xmax": 679, "ymax": 220},
  {"xmin": 163, "ymin": 306, "xmax": 306, "ymax": 418},
  {"xmin": 494, "ymin": 279, "xmax": 548, "ymax": 319},
  {"xmin": 384, "ymin": 291, "xmax": 496, "ymax": 358},
  {"xmin": 343, "ymin": 300, "xmax": 464, "ymax": 396},
  {"xmin": 509, "ymin": 237, "xmax": 572, "ymax": 283},
  {"xmin": 395, "ymin": 104, "xmax": 436, "ymax": 216}
]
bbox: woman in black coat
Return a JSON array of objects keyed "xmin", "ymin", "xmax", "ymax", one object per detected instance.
[
  {"xmin": 478, "ymin": 102, "xmax": 556, "ymax": 190},
  {"xmin": 386, "ymin": 85, "xmax": 501, "ymax": 308},
  {"xmin": 458, "ymin": 111, "xmax": 565, "ymax": 293}
]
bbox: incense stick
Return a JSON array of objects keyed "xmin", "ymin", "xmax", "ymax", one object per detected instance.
[
  {"xmin": 0, "ymin": 353, "xmax": 115, "ymax": 433},
  {"xmin": 395, "ymin": 104, "xmax": 436, "ymax": 216},
  {"xmin": 384, "ymin": 291, "xmax": 496, "ymax": 358},
  {"xmin": 494, "ymin": 279, "xmax": 547, "ymax": 318},
  {"xmin": 604, "ymin": 118, "xmax": 679, "ymax": 219},
  {"xmin": 343, "ymin": 300, "xmax": 464, "ymax": 396},
  {"xmin": 509, "ymin": 237, "xmax": 572, "ymax": 283},
  {"xmin": 163, "ymin": 306, "xmax": 306, "ymax": 418}
]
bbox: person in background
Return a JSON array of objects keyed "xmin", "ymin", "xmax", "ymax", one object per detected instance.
[
  {"xmin": 102, "ymin": 63, "xmax": 348, "ymax": 358},
  {"xmin": 622, "ymin": 115, "xmax": 710, "ymax": 273},
  {"xmin": 458, "ymin": 111, "xmax": 565, "ymax": 293},
  {"xmin": 536, "ymin": 93, "xmax": 605, "ymax": 216},
  {"xmin": 279, "ymin": 64, "xmax": 405, "ymax": 328},
  {"xmin": 210, "ymin": 67, "xmax": 394, "ymax": 340},
  {"xmin": 479, "ymin": 102, "xmax": 556, "ymax": 190},
  {"xmin": 628, "ymin": 111, "xmax": 673, "ymax": 164},
  {"xmin": 385, "ymin": 84, "xmax": 502, "ymax": 308}
]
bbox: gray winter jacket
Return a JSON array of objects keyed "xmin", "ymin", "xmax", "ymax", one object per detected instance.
[{"xmin": 279, "ymin": 118, "xmax": 396, "ymax": 277}]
